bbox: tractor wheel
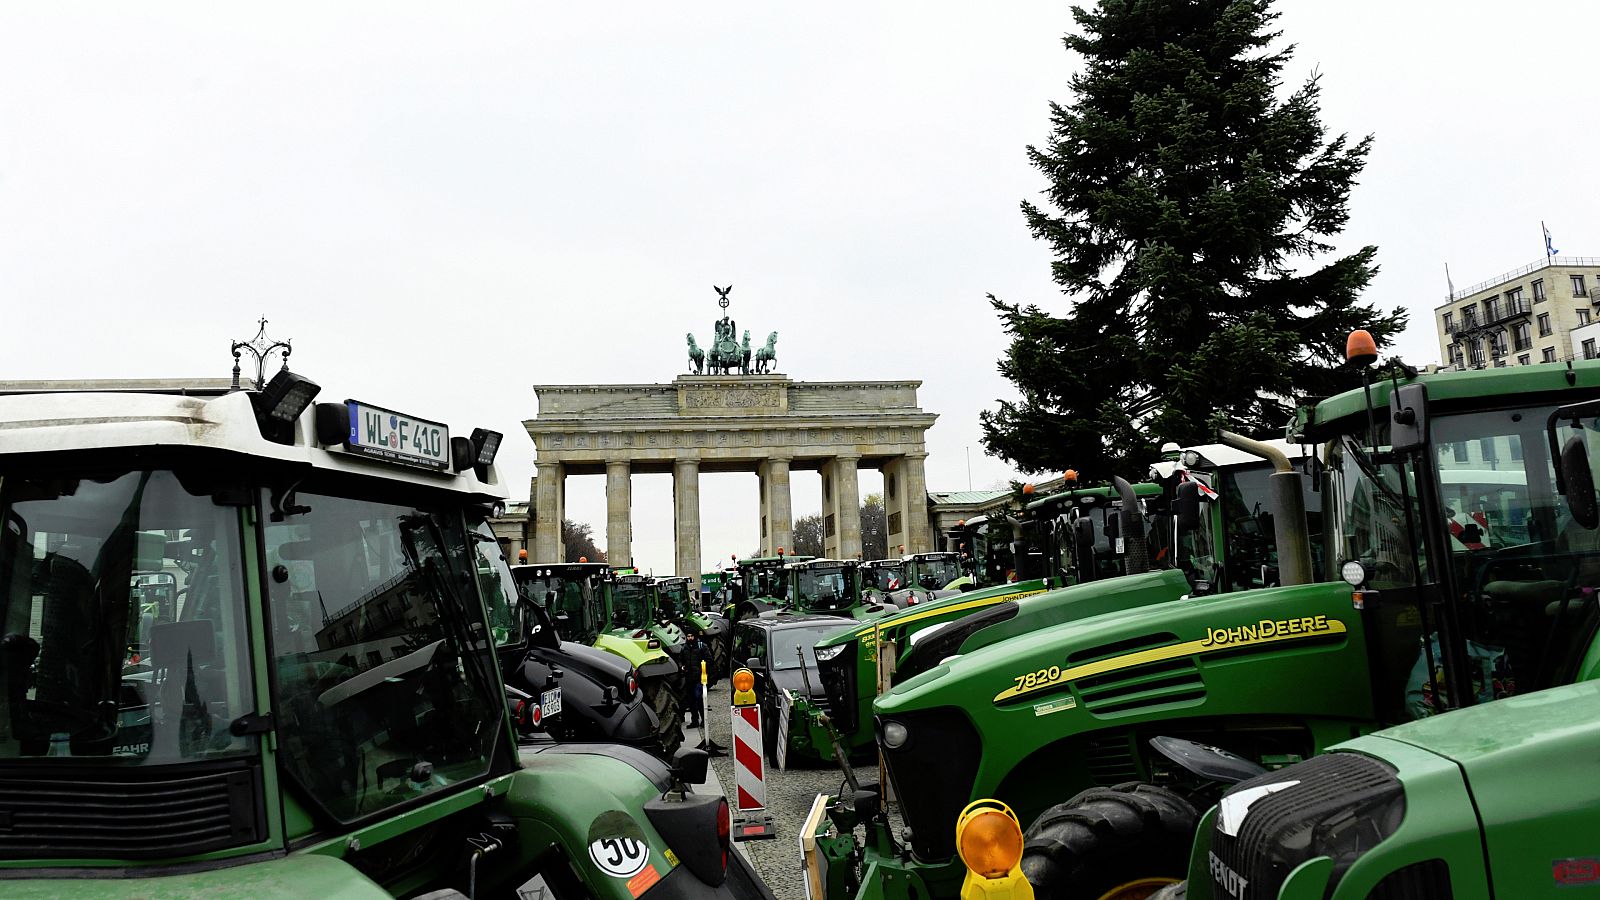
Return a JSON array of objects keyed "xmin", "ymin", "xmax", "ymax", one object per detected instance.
[
  {"xmin": 643, "ymin": 679, "xmax": 684, "ymax": 757},
  {"xmin": 1149, "ymin": 883, "xmax": 1186, "ymax": 900},
  {"xmin": 1019, "ymin": 782, "xmax": 1195, "ymax": 900},
  {"xmin": 709, "ymin": 634, "xmax": 730, "ymax": 684}
]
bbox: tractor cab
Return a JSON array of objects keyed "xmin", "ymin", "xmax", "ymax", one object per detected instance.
[
  {"xmin": 786, "ymin": 558, "xmax": 896, "ymax": 620},
  {"xmin": 727, "ymin": 554, "xmax": 814, "ymax": 623},
  {"xmin": 1012, "ymin": 479, "xmax": 1168, "ymax": 586},
  {"xmin": 0, "ymin": 376, "xmax": 764, "ymax": 897},
  {"xmin": 948, "ymin": 515, "xmax": 1018, "ymax": 589},
  {"xmin": 860, "ymin": 558, "xmax": 906, "ymax": 600},
  {"xmin": 512, "ymin": 561, "xmax": 612, "ymax": 646},
  {"xmin": 903, "ymin": 552, "xmax": 963, "ymax": 591}
]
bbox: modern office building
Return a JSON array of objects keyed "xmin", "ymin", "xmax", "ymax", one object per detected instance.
[{"xmin": 1435, "ymin": 257, "xmax": 1600, "ymax": 368}]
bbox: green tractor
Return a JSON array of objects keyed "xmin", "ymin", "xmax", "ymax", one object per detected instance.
[
  {"xmin": 723, "ymin": 554, "xmax": 814, "ymax": 626},
  {"xmin": 812, "ymin": 445, "xmax": 1299, "ymax": 759},
  {"xmin": 0, "ymin": 375, "xmax": 772, "ymax": 898},
  {"xmin": 1169, "ymin": 380, "xmax": 1600, "ymax": 900},
  {"xmin": 511, "ymin": 562, "xmax": 686, "ymax": 756},
  {"xmin": 785, "ymin": 558, "xmax": 900, "ymax": 621},
  {"xmin": 656, "ymin": 575, "xmax": 729, "ymax": 681},
  {"xmin": 806, "ymin": 355, "xmax": 1600, "ymax": 900},
  {"xmin": 859, "ymin": 558, "xmax": 907, "ymax": 606}
]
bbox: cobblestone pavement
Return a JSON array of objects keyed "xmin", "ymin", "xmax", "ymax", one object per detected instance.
[{"xmin": 694, "ymin": 681, "xmax": 894, "ymax": 900}]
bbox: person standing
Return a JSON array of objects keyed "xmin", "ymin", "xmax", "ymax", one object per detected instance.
[{"xmin": 682, "ymin": 630, "xmax": 708, "ymax": 728}]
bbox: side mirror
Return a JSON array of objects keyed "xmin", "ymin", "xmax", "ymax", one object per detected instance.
[
  {"xmin": 746, "ymin": 657, "xmax": 761, "ymax": 670},
  {"xmin": 1103, "ymin": 509, "xmax": 1120, "ymax": 541},
  {"xmin": 1074, "ymin": 516, "xmax": 1096, "ymax": 550},
  {"xmin": 672, "ymin": 747, "xmax": 710, "ymax": 785},
  {"xmin": 1562, "ymin": 434, "xmax": 1599, "ymax": 530},
  {"xmin": 1390, "ymin": 383, "xmax": 1430, "ymax": 453},
  {"xmin": 1175, "ymin": 482, "xmax": 1201, "ymax": 532}
]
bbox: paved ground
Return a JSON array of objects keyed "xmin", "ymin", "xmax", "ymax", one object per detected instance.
[{"xmin": 693, "ymin": 680, "xmax": 894, "ymax": 900}]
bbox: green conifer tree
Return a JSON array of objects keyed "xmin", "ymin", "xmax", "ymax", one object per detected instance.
[{"xmin": 982, "ymin": 0, "xmax": 1405, "ymax": 478}]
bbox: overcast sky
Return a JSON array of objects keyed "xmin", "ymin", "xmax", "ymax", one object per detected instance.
[{"xmin": 4, "ymin": 2, "xmax": 1598, "ymax": 575}]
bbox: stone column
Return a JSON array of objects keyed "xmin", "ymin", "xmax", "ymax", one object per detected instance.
[
  {"xmin": 902, "ymin": 452, "xmax": 932, "ymax": 553},
  {"xmin": 826, "ymin": 454, "xmax": 862, "ymax": 559},
  {"xmin": 605, "ymin": 459, "xmax": 632, "ymax": 567},
  {"xmin": 673, "ymin": 459, "xmax": 702, "ymax": 587},
  {"xmin": 758, "ymin": 456, "xmax": 794, "ymax": 556},
  {"xmin": 533, "ymin": 460, "xmax": 565, "ymax": 562}
]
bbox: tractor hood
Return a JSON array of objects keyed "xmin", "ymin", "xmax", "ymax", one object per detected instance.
[{"xmin": 1372, "ymin": 679, "xmax": 1600, "ymax": 892}]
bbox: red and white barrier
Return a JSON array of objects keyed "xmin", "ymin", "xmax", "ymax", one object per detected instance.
[{"xmin": 729, "ymin": 678, "xmax": 776, "ymax": 840}]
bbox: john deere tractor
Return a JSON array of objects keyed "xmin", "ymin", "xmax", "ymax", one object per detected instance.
[
  {"xmin": 0, "ymin": 374, "xmax": 772, "ymax": 898},
  {"xmin": 723, "ymin": 554, "xmax": 814, "ymax": 628},
  {"xmin": 806, "ymin": 353, "xmax": 1600, "ymax": 900},
  {"xmin": 511, "ymin": 562, "xmax": 686, "ymax": 756},
  {"xmin": 812, "ymin": 445, "xmax": 1312, "ymax": 759},
  {"xmin": 1167, "ymin": 375, "xmax": 1600, "ymax": 900},
  {"xmin": 785, "ymin": 558, "xmax": 900, "ymax": 621}
]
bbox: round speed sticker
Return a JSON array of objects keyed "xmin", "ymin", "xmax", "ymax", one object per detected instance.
[{"xmin": 588, "ymin": 836, "xmax": 649, "ymax": 878}]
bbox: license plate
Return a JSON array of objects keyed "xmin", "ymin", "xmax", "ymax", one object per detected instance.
[
  {"xmin": 542, "ymin": 687, "xmax": 562, "ymax": 716},
  {"xmin": 344, "ymin": 401, "xmax": 451, "ymax": 470}
]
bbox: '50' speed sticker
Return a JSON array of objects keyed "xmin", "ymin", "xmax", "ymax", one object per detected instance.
[{"xmin": 589, "ymin": 836, "xmax": 650, "ymax": 878}]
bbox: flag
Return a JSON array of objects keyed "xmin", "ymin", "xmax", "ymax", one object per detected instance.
[
  {"xmin": 1544, "ymin": 221, "xmax": 1559, "ymax": 257},
  {"xmin": 1446, "ymin": 262, "xmax": 1455, "ymax": 298}
]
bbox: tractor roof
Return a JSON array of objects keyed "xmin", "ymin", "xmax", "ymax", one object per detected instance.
[
  {"xmin": 0, "ymin": 385, "xmax": 506, "ymax": 501},
  {"xmin": 1306, "ymin": 358, "xmax": 1600, "ymax": 439}
]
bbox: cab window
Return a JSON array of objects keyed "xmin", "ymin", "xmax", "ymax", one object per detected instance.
[{"xmin": 264, "ymin": 487, "xmax": 500, "ymax": 822}]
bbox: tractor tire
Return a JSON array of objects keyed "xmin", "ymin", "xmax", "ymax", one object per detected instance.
[
  {"xmin": 1149, "ymin": 883, "xmax": 1186, "ymax": 900},
  {"xmin": 1019, "ymin": 781, "xmax": 1196, "ymax": 900},
  {"xmin": 709, "ymin": 634, "xmax": 730, "ymax": 685},
  {"xmin": 644, "ymin": 679, "xmax": 684, "ymax": 757}
]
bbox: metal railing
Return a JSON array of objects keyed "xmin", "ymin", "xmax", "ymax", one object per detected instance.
[{"xmin": 1444, "ymin": 257, "xmax": 1600, "ymax": 303}]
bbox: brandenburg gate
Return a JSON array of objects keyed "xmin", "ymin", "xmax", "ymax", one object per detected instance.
[{"xmin": 525, "ymin": 374, "xmax": 937, "ymax": 585}]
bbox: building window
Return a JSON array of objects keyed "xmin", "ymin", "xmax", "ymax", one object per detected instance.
[
  {"xmin": 1580, "ymin": 310, "xmax": 1592, "ymax": 326},
  {"xmin": 1585, "ymin": 339, "xmax": 1597, "ymax": 360},
  {"xmin": 1533, "ymin": 279, "xmax": 1546, "ymax": 301},
  {"xmin": 1538, "ymin": 312, "xmax": 1553, "ymax": 336},
  {"xmin": 1574, "ymin": 275, "xmax": 1588, "ymax": 297},
  {"xmin": 1506, "ymin": 286, "xmax": 1523, "ymax": 303},
  {"xmin": 1518, "ymin": 354, "xmax": 1531, "ymax": 366},
  {"xmin": 1513, "ymin": 322, "xmax": 1531, "ymax": 350},
  {"xmin": 1443, "ymin": 311, "xmax": 1455, "ymax": 333},
  {"xmin": 1447, "ymin": 343, "xmax": 1463, "ymax": 366},
  {"xmin": 1544, "ymin": 347, "xmax": 1558, "ymax": 363},
  {"xmin": 1467, "ymin": 340, "xmax": 1485, "ymax": 367},
  {"xmin": 1483, "ymin": 295, "xmax": 1501, "ymax": 321},
  {"xmin": 1489, "ymin": 331, "xmax": 1508, "ymax": 357},
  {"xmin": 1462, "ymin": 306, "xmax": 1479, "ymax": 328}
]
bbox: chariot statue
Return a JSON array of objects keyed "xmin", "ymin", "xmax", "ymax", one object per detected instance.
[{"xmin": 686, "ymin": 285, "xmax": 778, "ymax": 376}]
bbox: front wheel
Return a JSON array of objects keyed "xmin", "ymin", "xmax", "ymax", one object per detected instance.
[{"xmin": 1020, "ymin": 782, "xmax": 1195, "ymax": 900}]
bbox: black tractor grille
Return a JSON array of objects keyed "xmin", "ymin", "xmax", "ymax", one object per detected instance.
[
  {"xmin": 1368, "ymin": 859, "xmax": 1451, "ymax": 899},
  {"xmin": 1083, "ymin": 733, "xmax": 1141, "ymax": 785},
  {"xmin": 1208, "ymin": 752, "xmax": 1404, "ymax": 900},
  {"xmin": 878, "ymin": 707, "xmax": 981, "ymax": 862},
  {"xmin": 0, "ymin": 759, "xmax": 265, "ymax": 860},
  {"xmin": 816, "ymin": 647, "xmax": 857, "ymax": 734}
]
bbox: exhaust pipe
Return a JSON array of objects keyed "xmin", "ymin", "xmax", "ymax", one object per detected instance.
[
  {"xmin": 1113, "ymin": 476, "xmax": 1150, "ymax": 575},
  {"xmin": 1217, "ymin": 431, "xmax": 1312, "ymax": 587}
]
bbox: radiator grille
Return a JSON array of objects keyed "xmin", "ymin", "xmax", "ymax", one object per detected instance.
[{"xmin": 0, "ymin": 759, "xmax": 264, "ymax": 860}]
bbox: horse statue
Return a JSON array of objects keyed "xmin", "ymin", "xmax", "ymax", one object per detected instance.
[
  {"xmin": 686, "ymin": 333, "xmax": 704, "ymax": 374},
  {"xmin": 740, "ymin": 330, "xmax": 752, "ymax": 375},
  {"xmin": 754, "ymin": 331, "xmax": 778, "ymax": 373}
]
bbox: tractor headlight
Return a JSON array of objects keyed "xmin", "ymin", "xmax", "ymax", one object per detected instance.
[
  {"xmin": 881, "ymin": 720, "xmax": 909, "ymax": 750},
  {"xmin": 815, "ymin": 644, "xmax": 848, "ymax": 662}
]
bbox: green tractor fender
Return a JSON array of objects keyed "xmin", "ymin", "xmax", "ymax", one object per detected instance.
[{"xmin": 593, "ymin": 632, "xmax": 671, "ymax": 672}]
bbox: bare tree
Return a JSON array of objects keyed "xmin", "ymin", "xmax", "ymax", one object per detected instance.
[{"xmin": 860, "ymin": 492, "xmax": 887, "ymax": 560}]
